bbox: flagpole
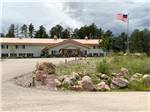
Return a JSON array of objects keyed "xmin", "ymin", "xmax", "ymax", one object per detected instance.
[{"xmin": 127, "ymin": 13, "xmax": 130, "ymax": 53}]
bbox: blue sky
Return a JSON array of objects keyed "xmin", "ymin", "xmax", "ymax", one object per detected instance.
[{"xmin": 1, "ymin": 0, "xmax": 150, "ymax": 35}]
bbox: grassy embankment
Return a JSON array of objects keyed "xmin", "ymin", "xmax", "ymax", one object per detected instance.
[{"xmin": 56, "ymin": 55, "xmax": 150, "ymax": 91}]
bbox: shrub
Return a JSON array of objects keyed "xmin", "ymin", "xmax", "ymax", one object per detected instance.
[
  {"xmin": 41, "ymin": 48, "xmax": 49, "ymax": 57},
  {"xmin": 96, "ymin": 59, "xmax": 110, "ymax": 75},
  {"xmin": 128, "ymin": 80, "xmax": 150, "ymax": 91}
]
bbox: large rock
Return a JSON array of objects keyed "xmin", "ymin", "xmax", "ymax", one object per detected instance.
[
  {"xmin": 111, "ymin": 77, "xmax": 129, "ymax": 88},
  {"xmin": 62, "ymin": 77, "xmax": 73, "ymax": 88},
  {"xmin": 36, "ymin": 62, "xmax": 56, "ymax": 74},
  {"xmin": 116, "ymin": 67, "xmax": 129, "ymax": 78},
  {"xmin": 70, "ymin": 72, "xmax": 80, "ymax": 81},
  {"xmin": 80, "ymin": 76, "xmax": 95, "ymax": 91},
  {"xmin": 142, "ymin": 74, "xmax": 150, "ymax": 86},
  {"xmin": 54, "ymin": 79, "xmax": 62, "ymax": 87},
  {"xmin": 96, "ymin": 81, "xmax": 110, "ymax": 91},
  {"xmin": 45, "ymin": 75, "xmax": 58, "ymax": 90},
  {"xmin": 35, "ymin": 70, "xmax": 46, "ymax": 81},
  {"xmin": 70, "ymin": 85, "xmax": 83, "ymax": 91},
  {"xmin": 130, "ymin": 73, "xmax": 143, "ymax": 81},
  {"xmin": 100, "ymin": 74, "xmax": 109, "ymax": 80}
]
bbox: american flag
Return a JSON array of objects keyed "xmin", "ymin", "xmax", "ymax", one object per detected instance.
[{"xmin": 116, "ymin": 13, "xmax": 128, "ymax": 22}]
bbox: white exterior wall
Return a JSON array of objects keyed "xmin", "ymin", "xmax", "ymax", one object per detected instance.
[
  {"xmin": 48, "ymin": 43, "xmax": 106, "ymax": 56},
  {"xmin": 1, "ymin": 43, "xmax": 106, "ymax": 58},
  {"xmin": 88, "ymin": 48, "xmax": 106, "ymax": 56},
  {"xmin": 1, "ymin": 45, "xmax": 45, "ymax": 57},
  {"xmin": 49, "ymin": 43, "xmax": 89, "ymax": 55}
]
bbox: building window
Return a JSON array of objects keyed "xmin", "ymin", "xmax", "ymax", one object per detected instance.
[
  {"xmin": 1, "ymin": 45, "xmax": 4, "ymax": 49},
  {"xmin": 22, "ymin": 45, "xmax": 25, "ymax": 49},
  {"xmin": 16, "ymin": 45, "xmax": 18, "ymax": 49},
  {"xmin": 2, "ymin": 53, "xmax": 8, "ymax": 57},
  {"xmin": 27, "ymin": 53, "xmax": 33, "ymax": 57},
  {"xmin": 51, "ymin": 50, "xmax": 56, "ymax": 55},
  {"xmin": 15, "ymin": 45, "xmax": 25, "ymax": 49},
  {"xmin": 93, "ymin": 53, "xmax": 98, "ymax": 56},
  {"xmin": 1, "ymin": 45, "xmax": 8, "ymax": 49},
  {"xmin": 93, "ymin": 46, "xmax": 96, "ymax": 49},
  {"xmin": 85, "ymin": 50, "xmax": 87, "ymax": 55},
  {"xmin": 19, "ymin": 53, "xmax": 26, "ymax": 57},
  {"xmin": 10, "ymin": 53, "xmax": 17, "ymax": 57},
  {"xmin": 99, "ymin": 53, "xmax": 104, "ymax": 57}
]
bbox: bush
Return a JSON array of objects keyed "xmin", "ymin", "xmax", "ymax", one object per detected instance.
[
  {"xmin": 41, "ymin": 48, "xmax": 49, "ymax": 57},
  {"xmin": 96, "ymin": 59, "xmax": 110, "ymax": 75},
  {"xmin": 128, "ymin": 80, "xmax": 150, "ymax": 91}
]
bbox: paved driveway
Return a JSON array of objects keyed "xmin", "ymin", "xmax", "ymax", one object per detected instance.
[{"xmin": 1, "ymin": 58, "xmax": 150, "ymax": 112}]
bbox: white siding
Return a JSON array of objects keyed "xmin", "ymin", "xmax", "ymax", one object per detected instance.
[
  {"xmin": 1, "ymin": 45, "xmax": 45, "ymax": 57},
  {"xmin": 49, "ymin": 43, "xmax": 89, "ymax": 55}
]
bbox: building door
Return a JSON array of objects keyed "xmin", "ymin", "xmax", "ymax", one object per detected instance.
[{"xmin": 60, "ymin": 49, "xmax": 80, "ymax": 57}]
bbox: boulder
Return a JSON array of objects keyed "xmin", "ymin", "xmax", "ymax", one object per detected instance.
[
  {"xmin": 70, "ymin": 72, "xmax": 80, "ymax": 81},
  {"xmin": 100, "ymin": 74, "xmax": 109, "ymax": 80},
  {"xmin": 80, "ymin": 76, "xmax": 95, "ymax": 91},
  {"xmin": 36, "ymin": 62, "xmax": 56, "ymax": 74},
  {"xmin": 111, "ymin": 77, "xmax": 129, "ymax": 88},
  {"xmin": 70, "ymin": 85, "xmax": 83, "ymax": 91},
  {"xmin": 35, "ymin": 70, "xmax": 46, "ymax": 81},
  {"xmin": 62, "ymin": 77, "xmax": 73, "ymax": 88},
  {"xmin": 96, "ymin": 81, "xmax": 110, "ymax": 91},
  {"xmin": 58, "ymin": 75, "xmax": 65, "ymax": 82},
  {"xmin": 39, "ymin": 74, "xmax": 47, "ymax": 85},
  {"xmin": 45, "ymin": 75, "xmax": 58, "ymax": 90},
  {"xmin": 142, "ymin": 74, "xmax": 150, "ymax": 86},
  {"xmin": 54, "ymin": 79, "xmax": 62, "ymax": 87},
  {"xmin": 116, "ymin": 67, "xmax": 128, "ymax": 78},
  {"xmin": 130, "ymin": 73, "xmax": 143, "ymax": 81}
]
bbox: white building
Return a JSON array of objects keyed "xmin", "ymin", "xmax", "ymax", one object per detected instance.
[{"xmin": 0, "ymin": 37, "xmax": 106, "ymax": 58}]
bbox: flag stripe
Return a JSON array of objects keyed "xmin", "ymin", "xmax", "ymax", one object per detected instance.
[{"xmin": 116, "ymin": 13, "xmax": 128, "ymax": 22}]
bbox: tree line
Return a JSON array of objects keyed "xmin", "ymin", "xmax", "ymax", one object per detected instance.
[{"xmin": 1, "ymin": 23, "xmax": 150, "ymax": 56}]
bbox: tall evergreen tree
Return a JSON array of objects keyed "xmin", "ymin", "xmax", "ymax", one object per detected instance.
[
  {"xmin": 35, "ymin": 25, "xmax": 48, "ymax": 38},
  {"xmin": 15, "ymin": 25, "xmax": 20, "ymax": 37},
  {"xmin": 112, "ymin": 32, "xmax": 127, "ymax": 53},
  {"xmin": 50, "ymin": 24, "xmax": 63, "ymax": 38},
  {"xmin": 61, "ymin": 29, "xmax": 70, "ymax": 39},
  {"xmin": 21, "ymin": 24, "xmax": 28, "ymax": 37},
  {"xmin": 6, "ymin": 24, "xmax": 15, "ymax": 37},
  {"xmin": 28, "ymin": 23, "xmax": 34, "ymax": 38}
]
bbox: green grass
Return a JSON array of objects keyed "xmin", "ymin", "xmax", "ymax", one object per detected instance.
[
  {"xmin": 56, "ymin": 56, "xmax": 150, "ymax": 91},
  {"xmin": 109, "ymin": 56, "xmax": 150, "ymax": 75},
  {"xmin": 56, "ymin": 56, "xmax": 150, "ymax": 76}
]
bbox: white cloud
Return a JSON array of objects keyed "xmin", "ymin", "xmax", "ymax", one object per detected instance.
[{"xmin": 1, "ymin": 0, "xmax": 150, "ymax": 35}]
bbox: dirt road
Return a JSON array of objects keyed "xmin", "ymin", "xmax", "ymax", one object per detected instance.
[{"xmin": 1, "ymin": 58, "xmax": 150, "ymax": 112}]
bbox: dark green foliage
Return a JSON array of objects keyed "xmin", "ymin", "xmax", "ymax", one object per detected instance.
[
  {"xmin": 61, "ymin": 29, "xmax": 70, "ymax": 39},
  {"xmin": 76, "ymin": 23, "xmax": 103, "ymax": 39},
  {"xmin": 96, "ymin": 59, "xmax": 110, "ymax": 74},
  {"xmin": 21, "ymin": 24, "xmax": 28, "ymax": 37},
  {"xmin": 35, "ymin": 25, "xmax": 49, "ymax": 38},
  {"xmin": 6, "ymin": 24, "xmax": 15, "ymax": 37},
  {"xmin": 128, "ymin": 80, "xmax": 150, "ymax": 91},
  {"xmin": 112, "ymin": 32, "xmax": 127, "ymax": 53},
  {"xmin": 50, "ymin": 24, "xmax": 63, "ymax": 38},
  {"xmin": 100, "ymin": 37, "xmax": 113, "ymax": 52},
  {"xmin": 130, "ymin": 29, "xmax": 150, "ymax": 56},
  {"xmin": 41, "ymin": 48, "xmax": 49, "ymax": 57},
  {"xmin": 28, "ymin": 23, "xmax": 34, "ymax": 38}
]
